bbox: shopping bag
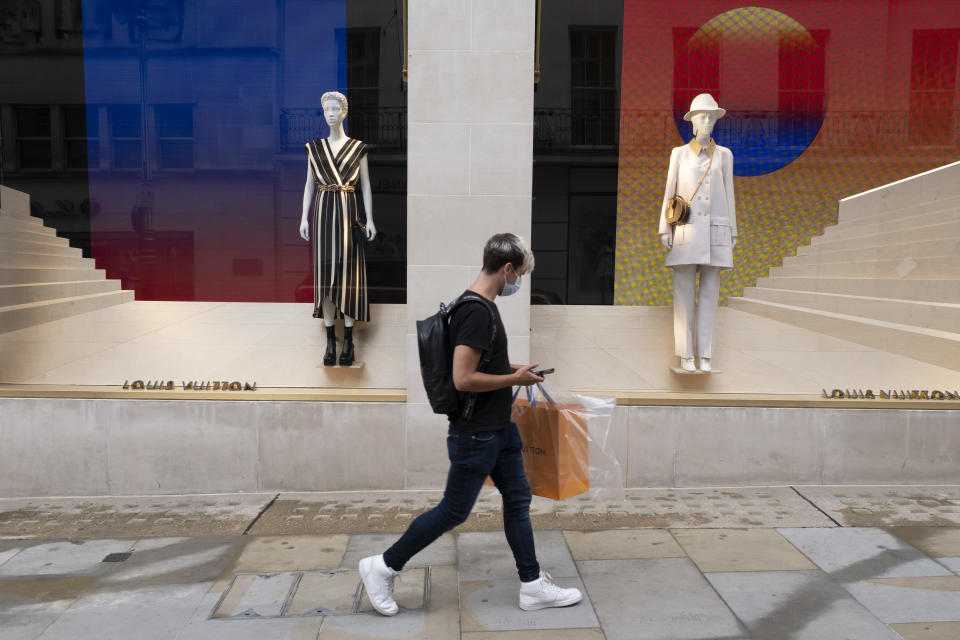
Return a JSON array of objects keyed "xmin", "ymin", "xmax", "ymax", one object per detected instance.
[{"xmin": 486, "ymin": 383, "xmax": 590, "ymax": 500}]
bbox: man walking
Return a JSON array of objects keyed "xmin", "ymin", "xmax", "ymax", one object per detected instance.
[{"xmin": 359, "ymin": 233, "xmax": 583, "ymax": 616}]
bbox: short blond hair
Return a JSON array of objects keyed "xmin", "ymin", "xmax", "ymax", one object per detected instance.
[{"xmin": 482, "ymin": 233, "xmax": 535, "ymax": 275}]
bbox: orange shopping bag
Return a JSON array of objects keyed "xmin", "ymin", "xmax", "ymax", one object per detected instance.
[{"xmin": 510, "ymin": 384, "xmax": 590, "ymax": 500}]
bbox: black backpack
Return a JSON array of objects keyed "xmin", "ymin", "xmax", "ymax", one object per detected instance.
[{"xmin": 416, "ymin": 293, "xmax": 497, "ymax": 421}]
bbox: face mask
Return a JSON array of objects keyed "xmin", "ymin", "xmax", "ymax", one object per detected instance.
[{"xmin": 501, "ymin": 270, "xmax": 522, "ymax": 297}]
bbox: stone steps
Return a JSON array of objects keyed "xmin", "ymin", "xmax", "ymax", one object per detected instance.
[
  {"xmin": 815, "ymin": 207, "xmax": 960, "ymax": 244},
  {"xmin": 755, "ymin": 276, "xmax": 960, "ymax": 303},
  {"xmin": 0, "ymin": 250, "xmax": 95, "ymax": 269},
  {"xmin": 792, "ymin": 237, "xmax": 960, "ymax": 263},
  {"xmin": 0, "ymin": 237, "xmax": 82, "ymax": 257},
  {"xmin": 772, "ymin": 255, "xmax": 960, "ymax": 280},
  {"xmin": 728, "ymin": 297, "xmax": 960, "ymax": 371},
  {"xmin": 800, "ymin": 219, "xmax": 959, "ymax": 255},
  {"xmin": 0, "ymin": 279, "xmax": 121, "ymax": 307},
  {"xmin": 0, "ymin": 267, "xmax": 107, "ymax": 285},
  {"xmin": 0, "ymin": 186, "xmax": 132, "ymax": 332},
  {"xmin": 0, "ymin": 290, "xmax": 135, "ymax": 333},
  {"xmin": 0, "ymin": 231, "xmax": 70, "ymax": 248},
  {"xmin": 740, "ymin": 286, "xmax": 960, "ymax": 334}
]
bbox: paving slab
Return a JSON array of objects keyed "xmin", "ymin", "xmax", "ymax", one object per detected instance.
[
  {"xmin": 0, "ymin": 494, "xmax": 274, "ymax": 539},
  {"xmin": 0, "ymin": 539, "xmax": 133, "ymax": 577},
  {"xmin": 796, "ymin": 486, "xmax": 960, "ymax": 527},
  {"xmin": 890, "ymin": 622, "xmax": 960, "ymax": 640},
  {"xmin": 0, "ymin": 596, "xmax": 73, "ymax": 640},
  {"xmin": 224, "ymin": 534, "xmax": 348, "ymax": 576},
  {"xmin": 175, "ymin": 590, "xmax": 324, "ymax": 640},
  {"xmin": 457, "ymin": 531, "xmax": 577, "ymax": 581},
  {"xmin": 0, "ymin": 544, "xmax": 24, "ymax": 568},
  {"xmin": 213, "ymin": 572, "xmax": 299, "ymax": 619},
  {"xmin": 339, "ymin": 532, "xmax": 456, "ymax": 569},
  {"xmin": 706, "ymin": 570, "xmax": 903, "ymax": 640},
  {"xmin": 887, "ymin": 527, "xmax": 960, "ymax": 558},
  {"xmin": 843, "ymin": 576, "xmax": 960, "ymax": 623},
  {"xmin": 34, "ymin": 581, "xmax": 212, "ymax": 640},
  {"xmin": 777, "ymin": 527, "xmax": 954, "ymax": 581},
  {"xmin": 99, "ymin": 536, "xmax": 242, "ymax": 587},
  {"xmin": 318, "ymin": 564, "xmax": 461, "ymax": 639},
  {"xmin": 459, "ymin": 577, "xmax": 597, "ymax": 633},
  {"xmin": 672, "ymin": 528, "xmax": 817, "ymax": 572},
  {"xmin": 357, "ymin": 567, "xmax": 427, "ymax": 613},
  {"xmin": 578, "ymin": 558, "xmax": 748, "ymax": 640},
  {"xmin": 938, "ymin": 557, "xmax": 960, "ymax": 573},
  {"xmin": 285, "ymin": 570, "xmax": 358, "ymax": 615},
  {"xmin": 562, "ymin": 529, "xmax": 685, "ymax": 560}
]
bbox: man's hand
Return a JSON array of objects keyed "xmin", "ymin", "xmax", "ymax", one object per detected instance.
[{"xmin": 512, "ymin": 363, "xmax": 544, "ymax": 387}]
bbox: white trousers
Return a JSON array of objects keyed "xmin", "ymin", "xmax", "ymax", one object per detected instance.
[{"xmin": 671, "ymin": 264, "xmax": 720, "ymax": 359}]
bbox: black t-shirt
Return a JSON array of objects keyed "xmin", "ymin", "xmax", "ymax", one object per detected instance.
[{"xmin": 448, "ymin": 291, "xmax": 511, "ymax": 431}]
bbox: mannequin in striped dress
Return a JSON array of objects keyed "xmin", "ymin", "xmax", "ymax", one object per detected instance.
[{"xmin": 300, "ymin": 91, "xmax": 376, "ymax": 366}]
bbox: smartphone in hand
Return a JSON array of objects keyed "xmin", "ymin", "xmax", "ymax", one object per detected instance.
[{"xmin": 533, "ymin": 368, "xmax": 554, "ymax": 376}]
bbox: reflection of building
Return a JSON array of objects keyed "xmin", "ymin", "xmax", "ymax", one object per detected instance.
[
  {"xmin": 1, "ymin": 0, "xmax": 406, "ymax": 302},
  {"xmin": 532, "ymin": 0, "xmax": 623, "ymax": 305}
]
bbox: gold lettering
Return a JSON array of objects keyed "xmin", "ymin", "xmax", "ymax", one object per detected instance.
[
  {"xmin": 865, "ymin": 390, "xmax": 875, "ymax": 399},
  {"xmin": 229, "ymin": 382, "xmax": 241, "ymax": 391},
  {"xmin": 831, "ymin": 389, "xmax": 844, "ymax": 398},
  {"xmin": 919, "ymin": 390, "xmax": 929, "ymax": 399},
  {"xmin": 244, "ymin": 382, "xmax": 257, "ymax": 391},
  {"xmin": 132, "ymin": 380, "xmax": 145, "ymax": 390},
  {"xmin": 123, "ymin": 380, "xmax": 130, "ymax": 389},
  {"xmin": 182, "ymin": 381, "xmax": 193, "ymax": 390},
  {"xmin": 880, "ymin": 390, "xmax": 890, "ymax": 399},
  {"xmin": 932, "ymin": 390, "xmax": 945, "ymax": 400},
  {"xmin": 213, "ymin": 382, "xmax": 221, "ymax": 390}
]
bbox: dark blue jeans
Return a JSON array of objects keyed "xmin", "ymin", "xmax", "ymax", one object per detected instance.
[{"xmin": 383, "ymin": 423, "xmax": 541, "ymax": 582}]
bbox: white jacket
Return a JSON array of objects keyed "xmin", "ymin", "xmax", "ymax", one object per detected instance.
[{"xmin": 658, "ymin": 139, "xmax": 737, "ymax": 269}]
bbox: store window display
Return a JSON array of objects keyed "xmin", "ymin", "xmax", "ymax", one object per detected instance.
[
  {"xmin": 658, "ymin": 93, "xmax": 737, "ymax": 373},
  {"xmin": 300, "ymin": 91, "xmax": 377, "ymax": 367}
]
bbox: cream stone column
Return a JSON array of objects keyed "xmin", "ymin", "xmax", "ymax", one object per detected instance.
[{"xmin": 404, "ymin": 0, "xmax": 535, "ymax": 487}]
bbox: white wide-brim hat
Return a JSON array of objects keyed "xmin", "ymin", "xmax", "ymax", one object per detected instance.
[{"xmin": 683, "ymin": 93, "xmax": 726, "ymax": 121}]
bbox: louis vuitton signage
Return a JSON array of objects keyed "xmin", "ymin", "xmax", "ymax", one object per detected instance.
[
  {"xmin": 822, "ymin": 388, "xmax": 960, "ymax": 400},
  {"xmin": 122, "ymin": 380, "xmax": 257, "ymax": 391}
]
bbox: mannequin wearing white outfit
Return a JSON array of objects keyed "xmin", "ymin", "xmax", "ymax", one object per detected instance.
[{"xmin": 658, "ymin": 94, "xmax": 737, "ymax": 372}]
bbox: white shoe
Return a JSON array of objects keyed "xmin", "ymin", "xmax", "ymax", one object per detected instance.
[
  {"xmin": 359, "ymin": 554, "xmax": 399, "ymax": 616},
  {"xmin": 519, "ymin": 571, "xmax": 583, "ymax": 611},
  {"xmin": 680, "ymin": 357, "xmax": 696, "ymax": 372},
  {"xmin": 699, "ymin": 357, "xmax": 711, "ymax": 372}
]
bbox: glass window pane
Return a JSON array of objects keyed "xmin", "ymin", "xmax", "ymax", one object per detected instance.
[
  {"xmin": 64, "ymin": 106, "xmax": 90, "ymax": 138},
  {"xmin": 19, "ymin": 140, "xmax": 52, "ymax": 168},
  {"xmin": 17, "ymin": 107, "xmax": 50, "ymax": 137},
  {"xmin": 156, "ymin": 104, "xmax": 193, "ymax": 138},
  {"xmin": 66, "ymin": 140, "xmax": 90, "ymax": 168},
  {"xmin": 160, "ymin": 140, "xmax": 194, "ymax": 168},
  {"xmin": 114, "ymin": 140, "xmax": 142, "ymax": 168},
  {"xmin": 110, "ymin": 105, "xmax": 141, "ymax": 138}
]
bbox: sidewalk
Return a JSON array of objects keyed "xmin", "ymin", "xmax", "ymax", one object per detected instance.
[{"xmin": 1, "ymin": 486, "xmax": 959, "ymax": 639}]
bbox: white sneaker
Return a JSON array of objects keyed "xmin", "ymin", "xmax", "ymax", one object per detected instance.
[
  {"xmin": 519, "ymin": 571, "xmax": 583, "ymax": 611},
  {"xmin": 359, "ymin": 554, "xmax": 399, "ymax": 616},
  {"xmin": 699, "ymin": 357, "xmax": 711, "ymax": 372},
  {"xmin": 680, "ymin": 357, "xmax": 696, "ymax": 372}
]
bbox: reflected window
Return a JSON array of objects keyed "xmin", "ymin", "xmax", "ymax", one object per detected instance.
[
  {"xmin": 109, "ymin": 104, "xmax": 142, "ymax": 169},
  {"xmin": 346, "ymin": 27, "xmax": 380, "ymax": 143},
  {"xmin": 156, "ymin": 104, "xmax": 194, "ymax": 169},
  {"xmin": 570, "ymin": 27, "xmax": 618, "ymax": 146},
  {"xmin": 910, "ymin": 28, "xmax": 960, "ymax": 146},
  {"xmin": 672, "ymin": 26, "xmax": 720, "ymax": 123},
  {"xmin": 778, "ymin": 30, "xmax": 827, "ymax": 147},
  {"xmin": 16, "ymin": 106, "xmax": 52, "ymax": 169},
  {"xmin": 64, "ymin": 105, "xmax": 99, "ymax": 169}
]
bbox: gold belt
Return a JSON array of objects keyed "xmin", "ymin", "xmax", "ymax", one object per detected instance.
[{"xmin": 317, "ymin": 184, "xmax": 355, "ymax": 193}]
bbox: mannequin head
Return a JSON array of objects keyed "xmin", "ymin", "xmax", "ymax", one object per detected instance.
[
  {"xmin": 683, "ymin": 93, "xmax": 725, "ymax": 140},
  {"xmin": 690, "ymin": 111, "xmax": 718, "ymax": 138},
  {"xmin": 321, "ymin": 91, "xmax": 349, "ymax": 127}
]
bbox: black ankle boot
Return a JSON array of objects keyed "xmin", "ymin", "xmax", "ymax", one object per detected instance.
[
  {"xmin": 323, "ymin": 325, "xmax": 337, "ymax": 367},
  {"xmin": 339, "ymin": 326, "xmax": 355, "ymax": 366}
]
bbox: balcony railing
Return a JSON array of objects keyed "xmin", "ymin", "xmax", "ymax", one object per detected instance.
[{"xmin": 280, "ymin": 108, "xmax": 406, "ymax": 152}]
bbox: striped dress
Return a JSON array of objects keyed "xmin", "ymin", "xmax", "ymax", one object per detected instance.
[{"xmin": 305, "ymin": 137, "xmax": 370, "ymax": 322}]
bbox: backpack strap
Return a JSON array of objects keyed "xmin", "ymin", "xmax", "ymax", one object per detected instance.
[{"xmin": 445, "ymin": 293, "xmax": 498, "ymax": 422}]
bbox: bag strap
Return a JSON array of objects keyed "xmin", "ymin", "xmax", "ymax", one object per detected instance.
[
  {"xmin": 685, "ymin": 145, "xmax": 714, "ymax": 203},
  {"xmin": 446, "ymin": 294, "xmax": 498, "ymax": 422}
]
